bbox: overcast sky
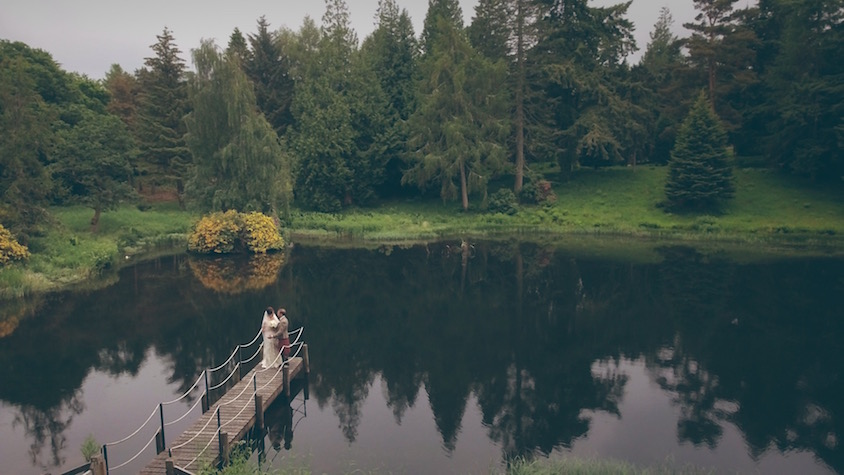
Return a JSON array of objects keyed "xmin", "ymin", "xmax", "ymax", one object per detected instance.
[{"xmin": 2, "ymin": 0, "xmax": 716, "ymax": 79}]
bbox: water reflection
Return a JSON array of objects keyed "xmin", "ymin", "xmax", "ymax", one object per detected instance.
[{"xmin": 0, "ymin": 241, "xmax": 842, "ymax": 473}]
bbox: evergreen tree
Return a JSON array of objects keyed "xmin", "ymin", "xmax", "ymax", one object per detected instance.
[
  {"xmin": 246, "ymin": 17, "xmax": 295, "ymax": 137},
  {"xmin": 527, "ymin": 0, "xmax": 637, "ymax": 176},
  {"xmin": 759, "ymin": 0, "xmax": 844, "ymax": 182},
  {"xmin": 103, "ymin": 64, "xmax": 139, "ymax": 130},
  {"xmin": 684, "ymin": 0, "xmax": 760, "ymax": 134},
  {"xmin": 185, "ymin": 40, "xmax": 292, "ymax": 215},
  {"xmin": 638, "ymin": 7, "xmax": 688, "ymax": 164},
  {"xmin": 360, "ymin": 0, "xmax": 419, "ymax": 197},
  {"xmin": 421, "ymin": 0, "xmax": 464, "ymax": 55},
  {"xmin": 289, "ymin": 0, "xmax": 389, "ymax": 211},
  {"xmin": 665, "ymin": 91, "xmax": 734, "ymax": 211},
  {"xmin": 404, "ymin": 18, "xmax": 509, "ymax": 210},
  {"xmin": 468, "ymin": 0, "xmax": 511, "ymax": 61},
  {"xmin": 134, "ymin": 27, "xmax": 190, "ymax": 204},
  {"xmin": 226, "ymin": 27, "xmax": 251, "ymax": 66}
]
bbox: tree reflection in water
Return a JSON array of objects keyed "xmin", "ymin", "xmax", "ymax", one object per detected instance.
[{"xmin": 1, "ymin": 241, "xmax": 842, "ymax": 474}]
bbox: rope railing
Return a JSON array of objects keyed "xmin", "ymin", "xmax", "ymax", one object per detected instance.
[
  {"xmin": 107, "ymin": 430, "xmax": 159, "ymax": 471},
  {"xmin": 208, "ymin": 363, "xmax": 241, "ymax": 391},
  {"xmin": 163, "ymin": 393, "xmax": 205, "ymax": 427},
  {"xmin": 104, "ymin": 406, "xmax": 159, "ymax": 447},
  {"xmin": 103, "ymin": 326, "xmax": 305, "ymax": 473},
  {"xmin": 241, "ymin": 344, "xmax": 263, "ymax": 365},
  {"xmin": 161, "ymin": 371, "xmax": 205, "ymax": 406}
]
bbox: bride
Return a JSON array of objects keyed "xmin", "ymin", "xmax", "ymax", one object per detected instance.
[{"xmin": 261, "ymin": 307, "xmax": 281, "ymax": 368}]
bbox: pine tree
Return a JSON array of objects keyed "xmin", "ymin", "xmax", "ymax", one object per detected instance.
[
  {"xmin": 360, "ymin": 0, "xmax": 419, "ymax": 197},
  {"xmin": 404, "ymin": 18, "xmax": 509, "ymax": 210},
  {"xmin": 226, "ymin": 27, "xmax": 251, "ymax": 66},
  {"xmin": 103, "ymin": 64, "xmax": 139, "ymax": 130},
  {"xmin": 665, "ymin": 91, "xmax": 734, "ymax": 211},
  {"xmin": 421, "ymin": 0, "xmax": 464, "ymax": 55},
  {"xmin": 134, "ymin": 27, "xmax": 190, "ymax": 204},
  {"xmin": 468, "ymin": 0, "xmax": 511, "ymax": 61},
  {"xmin": 246, "ymin": 17, "xmax": 295, "ymax": 137}
]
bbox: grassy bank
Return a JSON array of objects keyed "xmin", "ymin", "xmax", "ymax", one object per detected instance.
[
  {"xmin": 288, "ymin": 167, "xmax": 844, "ymax": 246},
  {"xmin": 1, "ymin": 167, "xmax": 842, "ymax": 299},
  {"xmin": 0, "ymin": 202, "xmax": 196, "ymax": 298}
]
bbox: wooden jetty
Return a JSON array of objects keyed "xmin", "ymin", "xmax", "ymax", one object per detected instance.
[{"xmin": 136, "ymin": 351, "xmax": 308, "ymax": 475}]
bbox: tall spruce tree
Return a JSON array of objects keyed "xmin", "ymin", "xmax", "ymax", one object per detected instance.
[
  {"xmin": 246, "ymin": 17, "xmax": 295, "ymax": 137},
  {"xmin": 527, "ymin": 0, "xmax": 637, "ymax": 176},
  {"xmin": 421, "ymin": 0, "xmax": 464, "ymax": 55},
  {"xmin": 360, "ymin": 0, "xmax": 419, "ymax": 198},
  {"xmin": 185, "ymin": 40, "xmax": 292, "ymax": 215},
  {"xmin": 638, "ymin": 7, "xmax": 688, "ymax": 164},
  {"xmin": 468, "ymin": 0, "xmax": 511, "ymax": 61},
  {"xmin": 404, "ymin": 17, "xmax": 509, "ymax": 210},
  {"xmin": 289, "ymin": 0, "xmax": 389, "ymax": 211},
  {"xmin": 134, "ymin": 27, "xmax": 190, "ymax": 204},
  {"xmin": 759, "ymin": 0, "xmax": 844, "ymax": 182},
  {"xmin": 665, "ymin": 91, "xmax": 734, "ymax": 211}
]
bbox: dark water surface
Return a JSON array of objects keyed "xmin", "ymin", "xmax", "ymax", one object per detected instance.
[{"xmin": 1, "ymin": 241, "xmax": 842, "ymax": 474}]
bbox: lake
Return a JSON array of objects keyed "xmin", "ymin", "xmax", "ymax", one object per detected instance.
[{"xmin": 0, "ymin": 239, "xmax": 842, "ymax": 474}]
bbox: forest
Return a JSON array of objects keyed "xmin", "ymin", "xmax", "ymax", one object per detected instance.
[{"xmin": 1, "ymin": 0, "xmax": 843, "ymax": 248}]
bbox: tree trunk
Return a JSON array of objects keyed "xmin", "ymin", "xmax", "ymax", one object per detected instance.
[
  {"xmin": 176, "ymin": 178, "xmax": 185, "ymax": 210},
  {"xmin": 513, "ymin": 0, "xmax": 527, "ymax": 194},
  {"xmin": 90, "ymin": 208, "xmax": 101, "ymax": 233},
  {"xmin": 459, "ymin": 161, "xmax": 469, "ymax": 211}
]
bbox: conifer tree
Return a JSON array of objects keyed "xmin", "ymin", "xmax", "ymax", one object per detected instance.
[
  {"xmin": 246, "ymin": 17, "xmax": 295, "ymax": 137},
  {"xmin": 421, "ymin": 0, "xmax": 464, "ymax": 55},
  {"xmin": 134, "ymin": 27, "xmax": 190, "ymax": 204},
  {"xmin": 665, "ymin": 91, "xmax": 734, "ymax": 211},
  {"xmin": 404, "ymin": 18, "xmax": 509, "ymax": 210}
]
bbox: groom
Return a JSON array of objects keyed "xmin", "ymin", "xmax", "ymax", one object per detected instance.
[{"xmin": 276, "ymin": 307, "xmax": 290, "ymax": 361}]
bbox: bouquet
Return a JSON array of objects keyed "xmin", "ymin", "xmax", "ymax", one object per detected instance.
[{"xmin": 269, "ymin": 319, "xmax": 279, "ymax": 329}]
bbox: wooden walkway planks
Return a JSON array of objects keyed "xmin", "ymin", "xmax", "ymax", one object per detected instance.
[{"xmin": 139, "ymin": 357, "xmax": 305, "ymax": 475}]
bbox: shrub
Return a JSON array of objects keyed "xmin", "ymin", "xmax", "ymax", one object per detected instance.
[
  {"xmin": 0, "ymin": 224, "xmax": 30, "ymax": 265},
  {"xmin": 188, "ymin": 211, "xmax": 241, "ymax": 254},
  {"xmin": 520, "ymin": 180, "xmax": 557, "ymax": 205},
  {"xmin": 188, "ymin": 211, "xmax": 284, "ymax": 254},
  {"xmin": 240, "ymin": 212, "xmax": 284, "ymax": 253},
  {"xmin": 488, "ymin": 189, "xmax": 519, "ymax": 215}
]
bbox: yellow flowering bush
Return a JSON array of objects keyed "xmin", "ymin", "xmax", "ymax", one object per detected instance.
[
  {"xmin": 241, "ymin": 212, "xmax": 284, "ymax": 253},
  {"xmin": 0, "ymin": 224, "xmax": 30, "ymax": 265},
  {"xmin": 188, "ymin": 211, "xmax": 284, "ymax": 254}
]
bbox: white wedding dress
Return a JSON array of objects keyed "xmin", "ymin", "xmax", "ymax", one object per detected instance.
[{"xmin": 261, "ymin": 312, "xmax": 281, "ymax": 368}]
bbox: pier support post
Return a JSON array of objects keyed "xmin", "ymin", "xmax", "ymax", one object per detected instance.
[
  {"xmin": 166, "ymin": 458, "xmax": 175, "ymax": 475},
  {"xmin": 303, "ymin": 344, "xmax": 310, "ymax": 374},
  {"xmin": 90, "ymin": 454, "xmax": 106, "ymax": 475},
  {"xmin": 155, "ymin": 429, "xmax": 164, "ymax": 454},
  {"xmin": 255, "ymin": 394, "xmax": 264, "ymax": 430},
  {"xmin": 283, "ymin": 364, "xmax": 290, "ymax": 398},
  {"xmin": 220, "ymin": 432, "xmax": 229, "ymax": 465}
]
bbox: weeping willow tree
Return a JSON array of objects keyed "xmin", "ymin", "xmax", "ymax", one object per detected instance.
[
  {"xmin": 404, "ymin": 17, "xmax": 509, "ymax": 211},
  {"xmin": 184, "ymin": 40, "xmax": 293, "ymax": 216}
]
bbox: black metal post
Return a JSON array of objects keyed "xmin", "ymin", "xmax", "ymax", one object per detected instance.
[
  {"xmin": 102, "ymin": 444, "xmax": 109, "ymax": 474},
  {"xmin": 159, "ymin": 403, "xmax": 166, "ymax": 449}
]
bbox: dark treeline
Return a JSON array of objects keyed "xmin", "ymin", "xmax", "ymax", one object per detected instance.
[{"xmin": 2, "ymin": 0, "xmax": 843, "ymax": 236}]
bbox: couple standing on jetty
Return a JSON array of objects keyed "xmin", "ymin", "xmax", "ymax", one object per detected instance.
[{"xmin": 260, "ymin": 306, "xmax": 290, "ymax": 368}]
